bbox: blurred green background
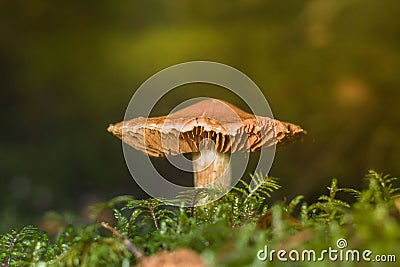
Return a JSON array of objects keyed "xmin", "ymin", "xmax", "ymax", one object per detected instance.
[{"xmin": 1, "ymin": 0, "xmax": 399, "ymax": 233}]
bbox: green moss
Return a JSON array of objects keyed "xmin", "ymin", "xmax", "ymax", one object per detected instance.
[{"xmin": 1, "ymin": 170, "xmax": 399, "ymax": 266}]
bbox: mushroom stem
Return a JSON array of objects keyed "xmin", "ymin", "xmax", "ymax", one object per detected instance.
[{"xmin": 192, "ymin": 146, "xmax": 231, "ymax": 188}]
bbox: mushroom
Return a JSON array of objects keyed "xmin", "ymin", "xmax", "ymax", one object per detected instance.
[{"xmin": 107, "ymin": 99, "xmax": 305, "ymax": 188}]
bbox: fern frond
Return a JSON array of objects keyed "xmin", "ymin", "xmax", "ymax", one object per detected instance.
[
  {"xmin": 246, "ymin": 172, "xmax": 280, "ymax": 203},
  {"xmin": 363, "ymin": 170, "xmax": 400, "ymax": 202},
  {"xmin": 175, "ymin": 188, "xmax": 214, "ymax": 207},
  {"xmin": 0, "ymin": 225, "xmax": 39, "ymax": 266},
  {"xmin": 232, "ymin": 180, "xmax": 250, "ymax": 198}
]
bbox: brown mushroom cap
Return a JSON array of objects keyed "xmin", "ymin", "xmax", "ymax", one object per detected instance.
[{"xmin": 107, "ymin": 99, "xmax": 305, "ymax": 157}]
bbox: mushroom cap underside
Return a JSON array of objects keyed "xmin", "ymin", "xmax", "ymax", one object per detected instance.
[{"xmin": 107, "ymin": 99, "xmax": 305, "ymax": 157}]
